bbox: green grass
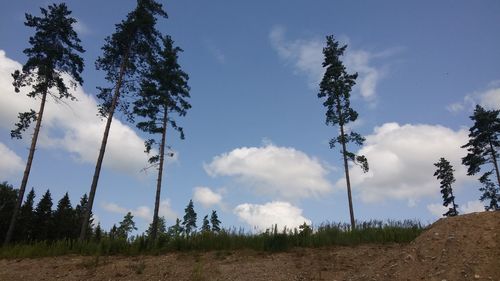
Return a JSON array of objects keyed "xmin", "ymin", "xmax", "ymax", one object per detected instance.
[{"xmin": 0, "ymin": 220, "xmax": 425, "ymax": 258}]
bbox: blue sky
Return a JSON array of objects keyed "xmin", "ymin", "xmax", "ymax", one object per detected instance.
[{"xmin": 1, "ymin": 0, "xmax": 499, "ymax": 233}]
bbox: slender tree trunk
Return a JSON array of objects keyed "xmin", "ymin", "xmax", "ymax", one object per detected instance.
[
  {"xmin": 488, "ymin": 141, "xmax": 500, "ymax": 188},
  {"xmin": 449, "ymin": 185, "xmax": 458, "ymax": 215},
  {"xmin": 79, "ymin": 52, "xmax": 129, "ymax": 241},
  {"xmin": 340, "ymin": 123, "xmax": 356, "ymax": 229},
  {"xmin": 150, "ymin": 108, "xmax": 167, "ymax": 242},
  {"xmin": 4, "ymin": 90, "xmax": 48, "ymax": 246},
  {"xmin": 336, "ymin": 97, "xmax": 355, "ymax": 230}
]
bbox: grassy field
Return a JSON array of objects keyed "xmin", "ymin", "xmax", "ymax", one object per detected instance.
[{"xmin": 0, "ymin": 220, "xmax": 424, "ymax": 258}]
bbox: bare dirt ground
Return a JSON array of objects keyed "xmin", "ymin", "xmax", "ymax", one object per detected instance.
[{"xmin": 1, "ymin": 211, "xmax": 499, "ymax": 281}]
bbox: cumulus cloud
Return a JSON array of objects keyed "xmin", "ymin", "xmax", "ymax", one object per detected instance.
[
  {"xmin": 343, "ymin": 123, "xmax": 470, "ymax": 205},
  {"xmin": 101, "ymin": 199, "xmax": 177, "ymax": 222},
  {"xmin": 269, "ymin": 26, "xmax": 390, "ymax": 101},
  {"xmin": 447, "ymin": 85, "xmax": 500, "ymax": 112},
  {"xmin": 204, "ymin": 144, "xmax": 333, "ymax": 199},
  {"xmin": 0, "ymin": 49, "xmax": 157, "ymax": 175},
  {"xmin": 234, "ymin": 201, "xmax": 311, "ymax": 231},
  {"xmin": 0, "ymin": 142, "xmax": 24, "ymax": 180},
  {"xmin": 460, "ymin": 200, "xmax": 485, "ymax": 214},
  {"xmin": 193, "ymin": 186, "xmax": 223, "ymax": 208}
]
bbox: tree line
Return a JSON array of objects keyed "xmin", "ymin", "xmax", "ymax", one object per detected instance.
[
  {"xmin": 4, "ymin": 0, "xmax": 189, "ymax": 245},
  {"xmin": 0, "ymin": 182, "xmax": 221, "ymax": 243}
]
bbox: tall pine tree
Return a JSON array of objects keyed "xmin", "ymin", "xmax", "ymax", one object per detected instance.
[
  {"xmin": 80, "ymin": 0, "xmax": 167, "ymax": 241},
  {"xmin": 434, "ymin": 158, "xmax": 459, "ymax": 216},
  {"xmin": 133, "ymin": 36, "xmax": 190, "ymax": 242},
  {"xmin": 462, "ymin": 105, "xmax": 500, "ymax": 210},
  {"xmin": 4, "ymin": 3, "xmax": 84, "ymax": 246},
  {"xmin": 318, "ymin": 35, "xmax": 369, "ymax": 229}
]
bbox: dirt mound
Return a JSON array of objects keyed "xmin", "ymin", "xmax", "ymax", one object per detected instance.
[{"xmin": 0, "ymin": 211, "xmax": 498, "ymax": 281}]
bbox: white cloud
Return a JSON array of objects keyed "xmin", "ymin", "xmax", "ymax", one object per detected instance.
[
  {"xmin": 447, "ymin": 85, "xmax": 500, "ymax": 112},
  {"xmin": 234, "ymin": 201, "xmax": 311, "ymax": 231},
  {"xmin": 204, "ymin": 144, "xmax": 333, "ymax": 199},
  {"xmin": 479, "ymin": 88, "xmax": 500, "ymax": 109},
  {"xmin": 269, "ymin": 26, "xmax": 389, "ymax": 101},
  {"xmin": 193, "ymin": 186, "xmax": 223, "ymax": 208},
  {"xmin": 460, "ymin": 200, "xmax": 485, "ymax": 214},
  {"xmin": 0, "ymin": 142, "xmax": 24, "ymax": 180},
  {"xmin": 343, "ymin": 123, "xmax": 470, "ymax": 205},
  {"xmin": 426, "ymin": 203, "xmax": 447, "ymax": 218},
  {"xmin": 101, "ymin": 202, "xmax": 127, "ymax": 214},
  {"xmin": 446, "ymin": 102, "xmax": 465, "ymax": 113},
  {"xmin": 101, "ymin": 199, "xmax": 177, "ymax": 222},
  {"xmin": 0, "ymin": 49, "xmax": 154, "ymax": 175}
]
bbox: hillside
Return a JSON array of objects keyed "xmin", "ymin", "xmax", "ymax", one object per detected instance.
[{"xmin": 0, "ymin": 211, "xmax": 498, "ymax": 281}]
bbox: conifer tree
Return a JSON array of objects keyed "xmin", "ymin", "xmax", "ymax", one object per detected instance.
[
  {"xmin": 462, "ymin": 105, "xmax": 500, "ymax": 210},
  {"xmin": 201, "ymin": 215, "xmax": 210, "ymax": 233},
  {"xmin": 75, "ymin": 194, "xmax": 93, "ymax": 239},
  {"xmin": 94, "ymin": 223, "xmax": 102, "ymax": 242},
  {"xmin": 146, "ymin": 216, "xmax": 166, "ymax": 238},
  {"xmin": 434, "ymin": 158, "xmax": 459, "ymax": 216},
  {"xmin": 53, "ymin": 192, "xmax": 74, "ymax": 240},
  {"xmin": 33, "ymin": 189, "xmax": 53, "ymax": 241},
  {"xmin": 17, "ymin": 188, "xmax": 36, "ymax": 242},
  {"xmin": 210, "ymin": 210, "xmax": 221, "ymax": 232},
  {"xmin": 4, "ymin": 3, "xmax": 84, "ymax": 246},
  {"xmin": 80, "ymin": 0, "xmax": 168, "ymax": 241},
  {"xmin": 168, "ymin": 218, "xmax": 183, "ymax": 237},
  {"xmin": 117, "ymin": 212, "xmax": 137, "ymax": 240},
  {"xmin": 109, "ymin": 224, "xmax": 118, "ymax": 240},
  {"xmin": 0, "ymin": 182, "xmax": 18, "ymax": 243},
  {"xmin": 182, "ymin": 200, "xmax": 197, "ymax": 236},
  {"xmin": 133, "ymin": 36, "xmax": 190, "ymax": 242},
  {"xmin": 318, "ymin": 35, "xmax": 369, "ymax": 229}
]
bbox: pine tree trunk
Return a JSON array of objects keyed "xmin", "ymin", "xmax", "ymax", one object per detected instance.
[
  {"xmin": 488, "ymin": 141, "xmax": 500, "ymax": 188},
  {"xmin": 336, "ymin": 97, "xmax": 355, "ymax": 230},
  {"xmin": 151, "ymin": 108, "xmax": 167, "ymax": 242},
  {"xmin": 449, "ymin": 185, "xmax": 458, "ymax": 215},
  {"xmin": 79, "ymin": 51, "xmax": 129, "ymax": 241},
  {"xmin": 4, "ymin": 90, "xmax": 48, "ymax": 246},
  {"xmin": 340, "ymin": 123, "xmax": 356, "ymax": 229}
]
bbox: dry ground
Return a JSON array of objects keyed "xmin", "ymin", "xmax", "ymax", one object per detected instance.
[{"xmin": 1, "ymin": 211, "xmax": 499, "ymax": 281}]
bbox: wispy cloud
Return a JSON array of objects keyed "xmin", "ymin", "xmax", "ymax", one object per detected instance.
[
  {"xmin": 204, "ymin": 40, "xmax": 226, "ymax": 64},
  {"xmin": 72, "ymin": 19, "xmax": 91, "ymax": 35},
  {"xmin": 269, "ymin": 25, "xmax": 396, "ymax": 103},
  {"xmin": 447, "ymin": 82, "xmax": 500, "ymax": 113}
]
